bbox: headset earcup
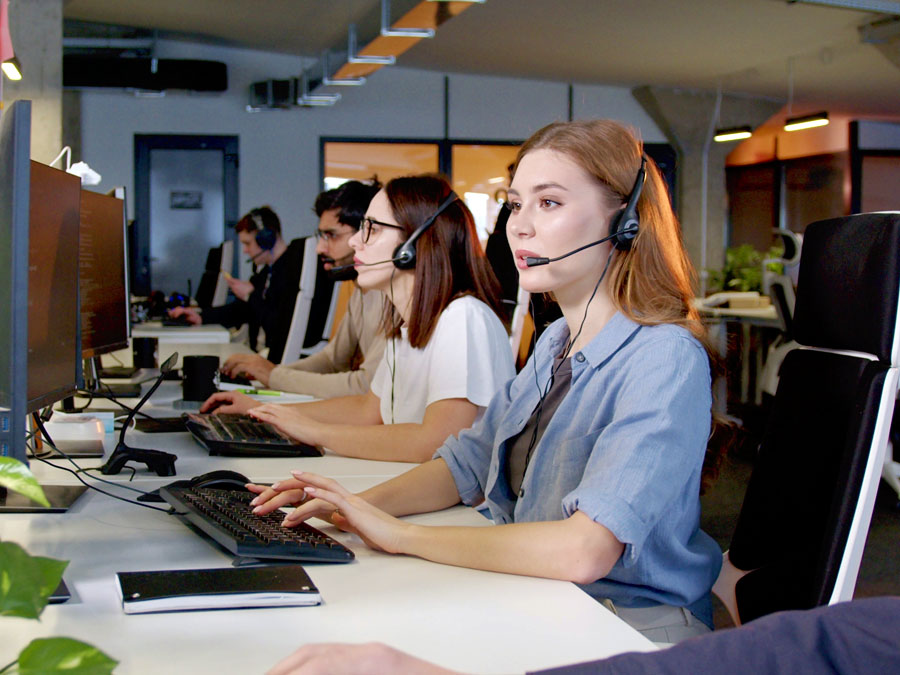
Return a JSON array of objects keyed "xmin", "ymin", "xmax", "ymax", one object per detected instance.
[
  {"xmin": 255, "ymin": 226, "xmax": 277, "ymax": 251},
  {"xmin": 608, "ymin": 212, "xmax": 637, "ymax": 251},
  {"xmin": 392, "ymin": 242, "xmax": 415, "ymax": 269}
]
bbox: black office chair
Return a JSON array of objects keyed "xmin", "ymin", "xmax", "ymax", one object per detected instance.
[{"xmin": 713, "ymin": 212, "xmax": 900, "ymax": 625}]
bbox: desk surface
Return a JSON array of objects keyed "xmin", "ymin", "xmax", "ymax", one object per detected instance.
[
  {"xmin": 132, "ymin": 322, "xmax": 231, "ymax": 344},
  {"xmin": 7, "ymin": 380, "xmax": 655, "ymax": 673}
]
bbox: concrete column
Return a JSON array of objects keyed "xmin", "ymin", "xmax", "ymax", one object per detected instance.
[
  {"xmin": 632, "ymin": 86, "xmax": 781, "ymax": 289},
  {"xmin": 4, "ymin": 0, "xmax": 63, "ymax": 164}
]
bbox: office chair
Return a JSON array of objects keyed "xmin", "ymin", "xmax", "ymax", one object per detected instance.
[
  {"xmin": 713, "ymin": 212, "xmax": 900, "ymax": 626},
  {"xmin": 281, "ymin": 237, "xmax": 335, "ymax": 364}
]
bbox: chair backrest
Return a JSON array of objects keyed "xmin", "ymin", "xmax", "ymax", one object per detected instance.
[
  {"xmin": 722, "ymin": 212, "xmax": 900, "ymax": 624},
  {"xmin": 281, "ymin": 237, "xmax": 336, "ymax": 363},
  {"xmin": 329, "ymin": 281, "xmax": 355, "ymax": 341},
  {"xmin": 508, "ymin": 284, "xmax": 530, "ymax": 363}
]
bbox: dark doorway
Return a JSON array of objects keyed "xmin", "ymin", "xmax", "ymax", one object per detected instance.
[{"xmin": 133, "ymin": 135, "xmax": 239, "ymax": 297}]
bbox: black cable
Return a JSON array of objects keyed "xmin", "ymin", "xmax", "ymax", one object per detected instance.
[{"xmin": 31, "ymin": 417, "xmax": 171, "ymax": 512}]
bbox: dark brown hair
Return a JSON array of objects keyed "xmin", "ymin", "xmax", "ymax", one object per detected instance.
[
  {"xmin": 381, "ymin": 174, "xmax": 507, "ymax": 348},
  {"xmin": 235, "ymin": 205, "xmax": 280, "ymax": 235}
]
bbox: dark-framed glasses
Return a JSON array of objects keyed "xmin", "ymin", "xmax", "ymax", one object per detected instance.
[
  {"xmin": 360, "ymin": 216, "xmax": 405, "ymax": 244},
  {"xmin": 314, "ymin": 227, "xmax": 354, "ymax": 243}
]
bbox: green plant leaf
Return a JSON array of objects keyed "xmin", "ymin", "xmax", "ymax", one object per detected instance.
[
  {"xmin": 0, "ymin": 457, "xmax": 49, "ymax": 507},
  {"xmin": 18, "ymin": 637, "xmax": 118, "ymax": 675},
  {"xmin": 0, "ymin": 542, "xmax": 68, "ymax": 619}
]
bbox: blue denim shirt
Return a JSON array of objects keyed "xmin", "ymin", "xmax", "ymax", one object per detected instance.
[{"xmin": 435, "ymin": 312, "xmax": 722, "ymax": 625}]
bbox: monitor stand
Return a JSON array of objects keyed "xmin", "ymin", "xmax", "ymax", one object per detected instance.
[
  {"xmin": 83, "ymin": 356, "xmax": 142, "ymax": 399},
  {"xmin": 0, "ymin": 484, "xmax": 88, "ymax": 513}
]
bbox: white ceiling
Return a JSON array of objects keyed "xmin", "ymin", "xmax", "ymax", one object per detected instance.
[{"xmin": 62, "ymin": 0, "xmax": 900, "ymax": 119}]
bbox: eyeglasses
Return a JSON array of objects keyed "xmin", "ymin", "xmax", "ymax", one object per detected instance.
[
  {"xmin": 314, "ymin": 227, "xmax": 354, "ymax": 243},
  {"xmin": 360, "ymin": 217, "xmax": 405, "ymax": 244}
]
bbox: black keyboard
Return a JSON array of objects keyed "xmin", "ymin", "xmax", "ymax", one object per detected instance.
[
  {"xmin": 182, "ymin": 412, "xmax": 321, "ymax": 458},
  {"xmin": 159, "ymin": 484, "xmax": 355, "ymax": 563}
]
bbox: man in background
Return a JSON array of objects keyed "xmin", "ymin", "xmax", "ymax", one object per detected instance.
[
  {"xmin": 169, "ymin": 206, "xmax": 304, "ymax": 364},
  {"xmin": 220, "ymin": 180, "xmax": 385, "ymax": 398}
]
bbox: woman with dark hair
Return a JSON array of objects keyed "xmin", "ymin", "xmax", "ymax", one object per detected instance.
[
  {"xmin": 202, "ymin": 174, "xmax": 514, "ymax": 462},
  {"xmin": 247, "ymin": 120, "xmax": 723, "ymax": 644}
]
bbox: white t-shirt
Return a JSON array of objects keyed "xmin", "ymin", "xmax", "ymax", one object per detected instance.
[{"xmin": 370, "ymin": 295, "xmax": 515, "ymax": 425}]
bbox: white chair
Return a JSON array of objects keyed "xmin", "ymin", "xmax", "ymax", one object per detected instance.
[
  {"xmin": 508, "ymin": 284, "xmax": 530, "ymax": 364},
  {"xmin": 280, "ymin": 237, "xmax": 319, "ymax": 364}
]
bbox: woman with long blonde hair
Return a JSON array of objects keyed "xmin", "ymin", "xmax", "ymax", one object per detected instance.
[{"xmin": 249, "ymin": 120, "xmax": 722, "ymax": 643}]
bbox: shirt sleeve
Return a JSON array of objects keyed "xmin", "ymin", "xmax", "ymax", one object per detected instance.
[
  {"xmin": 435, "ymin": 376, "xmax": 515, "ymax": 505},
  {"xmin": 424, "ymin": 298, "xmax": 515, "ymax": 408},
  {"xmin": 562, "ymin": 334, "xmax": 712, "ymax": 566}
]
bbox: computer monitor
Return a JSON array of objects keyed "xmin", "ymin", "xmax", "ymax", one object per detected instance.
[
  {"xmin": 79, "ymin": 189, "xmax": 129, "ymax": 359},
  {"xmin": 0, "ymin": 100, "xmax": 81, "ymax": 472},
  {"xmin": 0, "ymin": 100, "xmax": 32, "ymax": 466},
  {"xmin": 77, "ymin": 187, "xmax": 143, "ymax": 398},
  {"xmin": 28, "ymin": 163, "xmax": 81, "ymax": 412}
]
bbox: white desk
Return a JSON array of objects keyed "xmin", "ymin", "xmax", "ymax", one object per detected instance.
[
  {"xmin": 0, "ymin": 481, "xmax": 654, "ymax": 674},
  {"xmin": 7, "ymin": 382, "xmax": 655, "ymax": 673},
  {"xmin": 132, "ymin": 322, "xmax": 231, "ymax": 344}
]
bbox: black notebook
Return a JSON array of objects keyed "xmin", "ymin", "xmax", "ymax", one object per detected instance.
[{"xmin": 116, "ymin": 565, "xmax": 321, "ymax": 614}]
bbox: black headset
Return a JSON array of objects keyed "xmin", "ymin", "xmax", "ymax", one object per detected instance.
[
  {"xmin": 608, "ymin": 156, "xmax": 647, "ymax": 251},
  {"xmin": 391, "ymin": 190, "xmax": 460, "ymax": 270},
  {"xmin": 250, "ymin": 208, "xmax": 279, "ymax": 251}
]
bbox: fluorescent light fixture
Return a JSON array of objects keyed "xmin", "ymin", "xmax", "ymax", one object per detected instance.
[
  {"xmin": 713, "ymin": 126, "xmax": 753, "ymax": 143},
  {"xmin": 2, "ymin": 56, "xmax": 22, "ymax": 81},
  {"xmin": 788, "ymin": 0, "xmax": 900, "ymax": 14},
  {"xmin": 381, "ymin": 0, "xmax": 435, "ymax": 38},
  {"xmin": 427, "ymin": 0, "xmax": 486, "ymax": 3},
  {"xmin": 784, "ymin": 111, "xmax": 829, "ymax": 131},
  {"xmin": 347, "ymin": 24, "xmax": 396, "ymax": 65},
  {"xmin": 487, "ymin": 176, "xmax": 506, "ymax": 184}
]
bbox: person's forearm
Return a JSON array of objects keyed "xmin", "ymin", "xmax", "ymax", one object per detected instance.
[
  {"xmin": 314, "ymin": 420, "xmax": 452, "ymax": 462},
  {"xmin": 282, "ymin": 394, "xmax": 378, "ymax": 425},
  {"xmin": 397, "ymin": 514, "xmax": 623, "ymax": 584},
  {"xmin": 358, "ymin": 459, "xmax": 462, "ymax": 516},
  {"xmin": 268, "ymin": 366, "xmax": 371, "ymax": 398}
]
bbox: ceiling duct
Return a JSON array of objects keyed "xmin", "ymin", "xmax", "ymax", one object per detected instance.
[{"xmin": 63, "ymin": 55, "xmax": 227, "ymax": 93}]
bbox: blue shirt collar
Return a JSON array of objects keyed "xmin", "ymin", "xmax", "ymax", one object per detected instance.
[{"xmin": 546, "ymin": 311, "xmax": 643, "ymax": 369}]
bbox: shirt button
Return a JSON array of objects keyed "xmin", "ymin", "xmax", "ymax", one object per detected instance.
[
  {"xmin": 518, "ymin": 488, "xmax": 525, "ymax": 498},
  {"xmin": 575, "ymin": 352, "xmax": 585, "ymax": 363}
]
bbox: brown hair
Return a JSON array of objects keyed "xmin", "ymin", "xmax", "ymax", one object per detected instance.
[
  {"xmin": 515, "ymin": 120, "xmax": 728, "ymax": 477},
  {"xmin": 235, "ymin": 206, "xmax": 280, "ymax": 235},
  {"xmin": 381, "ymin": 174, "xmax": 507, "ymax": 348}
]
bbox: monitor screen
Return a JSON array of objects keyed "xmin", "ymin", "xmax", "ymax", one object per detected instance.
[
  {"xmin": 0, "ymin": 101, "xmax": 31, "ymax": 464},
  {"xmin": 80, "ymin": 189, "xmax": 129, "ymax": 358},
  {"xmin": 27, "ymin": 161, "xmax": 81, "ymax": 412}
]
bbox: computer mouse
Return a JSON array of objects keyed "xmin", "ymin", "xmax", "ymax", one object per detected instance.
[{"xmin": 188, "ymin": 469, "xmax": 252, "ymax": 491}]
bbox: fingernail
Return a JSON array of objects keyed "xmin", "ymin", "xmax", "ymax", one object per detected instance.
[
  {"xmin": 304, "ymin": 487, "xmax": 315, "ymax": 493},
  {"xmin": 249, "ymin": 497, "xmax": 259, "ymax": 506},
  {"xmin": 271, "ymin": 481, "xmax": 281, "ymax": 490},
  {"xmin": 291, "ymin": 471, "xmax": 304, "ymax": 477}
]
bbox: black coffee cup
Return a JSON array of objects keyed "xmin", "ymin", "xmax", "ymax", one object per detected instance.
[
  {"xmin": 132, "ymin": 337, "xmax": 158, "ymax": 369},
  {"xmin": 182, "ymin": 355, "xmax": 220, "ymax": 401}
]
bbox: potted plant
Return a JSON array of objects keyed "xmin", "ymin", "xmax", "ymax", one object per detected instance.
[
  {"xmin": 0, "ymin": 456, "xmax": 117, "ymax": 674},
  {"xmin": 707, "ymin": 243, "xmax": 784, "ymax": 294}
]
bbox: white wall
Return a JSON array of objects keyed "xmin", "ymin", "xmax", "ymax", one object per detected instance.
[{"xmin": 79, "ymin": 39, "xmax": 664, "ymax": 243}]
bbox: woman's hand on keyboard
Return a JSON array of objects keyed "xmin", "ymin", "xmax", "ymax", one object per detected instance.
[
  {"xmin": 199, "ymin": 391, "xmax": 261, "ymax": 414},
  {"xmin": 282, "ymin": 471, "xmax": 409, "ymax": 555},
  {"xmin": 250, "ymin": 404, "xmax": 324, "ymax": 446},
  {"xmin": 247, "ymin": 478, "xmax": 312, "ymax": 514}
]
